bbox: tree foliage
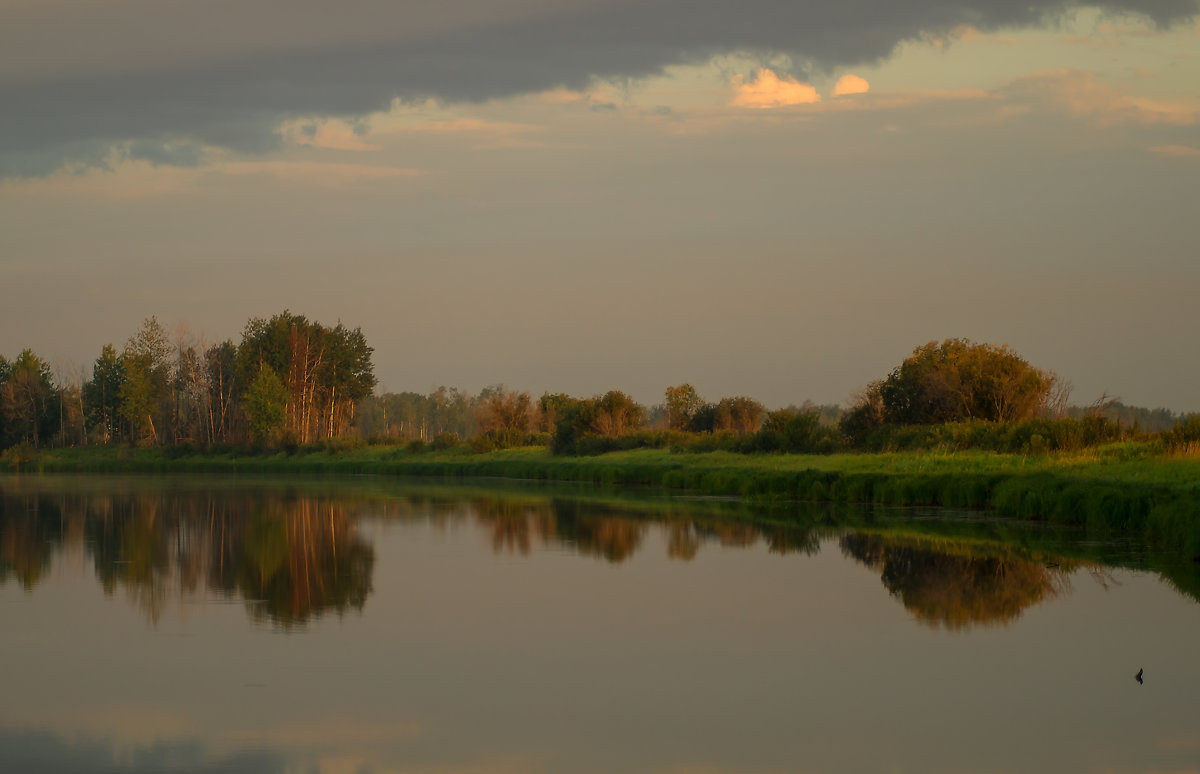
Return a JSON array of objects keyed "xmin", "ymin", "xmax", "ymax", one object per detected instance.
[
  {"xmin": 713, "ymin": 396, "xmax": 765, "ymax": 434},
  {"xmin": 119, "ymin": 317, "xmax": 172, "ymax": 444},
  {"xmin": 83, "ymin": 344, "xmax": 125, "ymax": 444},
  {"xmin": 754, "ymin": 408, "xmax": 829, "ymax": 453},
  {"xmin": 0, "ymin": 349, "xmax": 56, "ymax": 448},
  {"xmin": 688, "ymin": 395, "xmax": 764, "ymax": 434},
  {"xmin": 592, "ymin": 390, "xmax": 644, "ymax": 437},
  {"xmin": 664, "ymin": 384, "xmax": 702, "ymax": 431},
  {"xmin": 863, "ymin": 339, "xmax": 1055, "ymax": 427},
  {"xmin": 838, "ymin": 381, "xmax": 887, "ymax": 445},
  {"xmin": 477, "ymin": 385, "xmax": 533, "ymax": 435},
  {"xmin": 547, "ymin": 391, "xmax": 647, "ymax": 454},
  {"xmin": 0, "ymin": 327, "xmax": 1183, "ymax": 459},
  {"xmin": 243, "ymin": 366, "xmax": 289, "ymax": 442},
  {"xmin": 236, "ymin": 311, "xmax": 375, "ymax": 443}
]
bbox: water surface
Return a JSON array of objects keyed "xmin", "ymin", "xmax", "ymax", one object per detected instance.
[{"xmin": 1, "ymin": 474, "xmax": 1197, "ymax": 773}]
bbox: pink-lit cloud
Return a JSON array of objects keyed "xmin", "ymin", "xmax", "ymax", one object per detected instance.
[
  {"xmin": 1007, "ymin": 69, "xmax": 1199, "ymax": 126},
  {"xmin": 731, "ymin": 68, "xmax": 820, "ymax": 108},
  {"xmin": 832, "ymin": 74, "xmax": 870, "ymax": 97},
  {"xmin": 1148, "ymin": 144, "xmax": 1200, "ymax": 158}
]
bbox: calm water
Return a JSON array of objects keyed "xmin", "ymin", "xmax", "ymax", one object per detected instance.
[{"xmin": 2, "ymin": 474, "xmax": 1198, "ymax": 774}]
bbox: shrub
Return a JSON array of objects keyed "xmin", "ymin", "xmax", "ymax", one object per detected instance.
[
  {"xmin": 1164, "ymin": 415, "xmax": 1200, "ymax": 456},
  {"xmin": 163, "ymin": 443, "xmax": 200, "ymax": 459},
  {"xmin": 277, "ymin": 430, "xmax": 301, "ymax": 455},
  {"xmin": 1, "ymin": 441, "xmax": 36, "ymax": 471},
  {"xmin": 470, "ymin": 434, "xmax": 497, "ymax": 453},
  {"xmin": 319, "ymin": 437, "xmax": 365, "ymax": 454}
]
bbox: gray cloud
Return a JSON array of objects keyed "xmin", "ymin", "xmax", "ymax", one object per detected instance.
[
  {"xmin": 0, "ymin": 727, "xmax": 287, "ymax": 774},
  {"xmin": 125, "ymin": 139, "xmax": 208, "ymax": 168},
  {"xmin": 2, "ymin": 0, "xmax": 1195, "ymax": 177}
]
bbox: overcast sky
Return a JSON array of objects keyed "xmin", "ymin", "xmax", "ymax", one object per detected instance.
[{"xmin": 2, "ymin": 0, "xmax": 1198, "ymax": 410}]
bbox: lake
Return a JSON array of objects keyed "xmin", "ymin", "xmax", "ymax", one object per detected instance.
[{"xmin": 1, "ymin": 474, "xmax": 1198, "ymax": 774}]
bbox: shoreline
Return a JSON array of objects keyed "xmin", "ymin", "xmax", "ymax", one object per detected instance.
[{"xmin": 13, "ymin": 443, "xmax": 1200, "ymax": 558}]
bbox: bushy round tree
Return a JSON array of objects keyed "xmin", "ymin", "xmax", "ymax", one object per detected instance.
[{"xmin": 847, "ymin": 339, "xmax": 1056, "ymax": 430}]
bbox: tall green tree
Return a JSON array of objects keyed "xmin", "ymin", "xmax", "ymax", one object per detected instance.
[
  {"xmin": 243, "ymin": 365, "xmax": 288, "ymax": 442},
  {"xmin": 236, "ymin": 312, "xmax": 375, "ymax": 442},
  {"xmin": 237, "ymin": 313, "xmax": 297, "ymax": 387},
  {"xmin": 1, "ymin": 349, "xmax": 56, "ymax": 448},
  {"xmin": 119, "ymin": 365, "xmax": 158, "ymax": 444},
  {"xmin": 204, "ymin": 341, "xmax": 239, "ymax": 443},
  {"xmin": 323, "ymin": 323, "xmax": 376, "ymax": 438},
  {"xmin": 119, "ymin": 317, "xmax": 172, "ymax": 444},
  {"xmin": 83, "ymin": 344, "xmax": 126, "ymax": 445}
]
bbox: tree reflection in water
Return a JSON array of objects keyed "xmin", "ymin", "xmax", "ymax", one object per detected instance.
[
  {"xmin": 467, "ymin": 496, "xmax": 820, "ymax": 564},
  {"xmin": 0, "ymin": 478, "xmax": 1144, "ymax": 631},
  {"xmin": 839, "ymin": 532, "xmax": 1080, "ymax": 629},
  {"xmin": 0, "ymin": 484, "xmax": 374, "ymax": 627},
  {"xmin": 214, "ymin": 500, "xmax": 374, "ymax": 628},
  {"xmin": 470, "ymin": 496, "xmax": 559, "ymax": 556},
  {"xmin": 548, "ymin": 499, "xmax": 648, "ymax": 563},
  {"xmin": 0, "ymin": 489, "xmax": 67, "ymax": 590}
]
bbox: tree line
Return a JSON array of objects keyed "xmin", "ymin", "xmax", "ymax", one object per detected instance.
[
  {"xmin": 0, "ymin": 311, "xmax": 375, "ymax": 454},
  {"xmin": 1, "ymin": 330, "xmax": 1195, "ymax": 460}
]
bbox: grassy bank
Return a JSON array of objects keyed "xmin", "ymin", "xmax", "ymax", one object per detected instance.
[{"xmin": 20, "ymin": 441, "xmax": 1200, "ymax": 557}]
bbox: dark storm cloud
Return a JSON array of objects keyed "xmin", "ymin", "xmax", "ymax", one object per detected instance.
[{"xmin": 1, "ymin": 0, "xmax": 1195, "ymax": 177}]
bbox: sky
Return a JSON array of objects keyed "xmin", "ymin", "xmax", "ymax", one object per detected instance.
[{"xmin": 1, "ymin": 0, "xmax": 1198, "ymax": 411}]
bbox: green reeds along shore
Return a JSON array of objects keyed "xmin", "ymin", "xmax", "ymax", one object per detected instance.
[{"xmin": 15, "ymin": 441, "xmax": 1200, "ymax": 558}]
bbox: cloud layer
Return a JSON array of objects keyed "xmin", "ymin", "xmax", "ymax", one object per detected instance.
[{"xmin": 1, "ymin": 0, "xmax": 1196, "ymax": 177}]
